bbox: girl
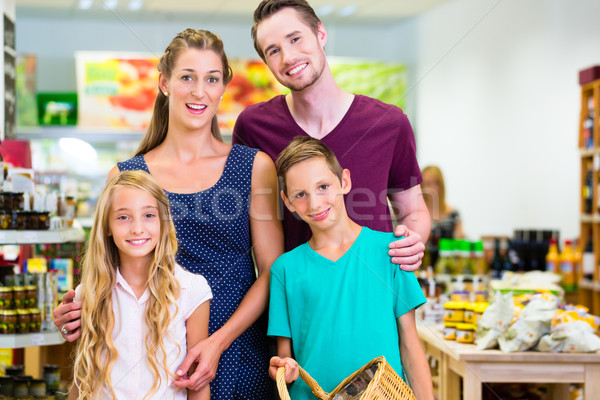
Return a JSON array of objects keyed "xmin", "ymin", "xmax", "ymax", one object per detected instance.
[
  {"xmin": 57, "ymin": 29, "xmax": 284, "ymax": 399},
  {"xmin": 69, "ymin": 170, "xmax": 212, "ymax": 400}
]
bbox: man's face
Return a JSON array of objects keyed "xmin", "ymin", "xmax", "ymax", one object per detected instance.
[{"xmin": 256, "ymin": 8, "xmax": 327, "ymax": 92}]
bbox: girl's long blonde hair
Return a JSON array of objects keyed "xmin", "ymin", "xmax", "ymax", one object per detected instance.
[
  {"xmin": 72, "ymin": 171, "xmax": 181, "ymax": 400},
  {"xmin": 136, "ymin": 28, "xmax": 233, "ymax": 155}
]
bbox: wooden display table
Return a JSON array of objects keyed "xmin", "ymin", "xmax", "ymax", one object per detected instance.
[{"xmin": 417, "ymin": 322, "xmax": 600, "ymax": 400}]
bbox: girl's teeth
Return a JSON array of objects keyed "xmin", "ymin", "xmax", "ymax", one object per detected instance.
[
  {"xmin": 130, "ymin": 239, "xmax": 146, "ymax": 245},
  {"xmin": 187, "ymin": 104, "xmax": 206, "ymax": 110}
]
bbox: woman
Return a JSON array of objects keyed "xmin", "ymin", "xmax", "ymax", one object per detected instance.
[
  {"xmin": 421, "ymin": 165, "xmax": 464, "ymax": 267},
  {"xmin": 54, "ymin": 29, "xmax": 283, "ymax": 399}
]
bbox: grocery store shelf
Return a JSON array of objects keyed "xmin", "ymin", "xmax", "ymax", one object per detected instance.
[
  {"xmin": 0, "ymin": 330, "xmax": 64, "ymax": 348},
  {"xmin": 0, "ymin": 227, "xmax": 85, "ymax": 244},
  {"xmin": 16, "ymin": 126, "xmax": 145, "ymax": 142},
  {"xmin": 580, "ymin": 213, "xmax": 600, "ymax": 223}
]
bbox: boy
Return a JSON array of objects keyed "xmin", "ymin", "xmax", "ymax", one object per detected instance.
[{"xmin": 268, "ymin": 136, "xmax": 434, "ymax": 399}]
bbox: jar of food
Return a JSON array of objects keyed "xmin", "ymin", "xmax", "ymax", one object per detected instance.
[
  {"xmin": 13, "ymin": 376, "xmax": 30, "ymax": 396},
  {"xmin": 11, "ymin": 193, "xmax": 25, "ymax": 211},
  {"xmin": 0, "ymin": 210, "xmax": 9, "ymax": 229},
  {"xmin": 37, "ymin": 211, "xmax": 50, "ymax": 230},
  {"xmin": 0, "ymin": 286, "xmax": 13, "ymax": 309},
  {"xmin": 28, "ymin": 308, "xmax": 41, "ymax": 332},
  {"xmin": 0, "ymin": 192, "xmax": 8, "ymax": 210},
  {"xmin": 5, "ymin": 364, "xmax": 24, "ymax": 376},
  {"xmin": 475, "ymin": 291, "xmax": 488, "ymax": 303},
  {"xmin": 16, "ymin": 309, "xmax": 31, "ymax": 333},
  {"xmin": 23, "ymin": 211, "xmax": 37, "ymax": 230},
  {"xmin": 443, "ymin": 301, "xmax": 466, "ymax": 323},
  {"xmin": 12, "ymin": 286, "xmax": 27, "ymax": 309},
  {"xmin": 11, "ymin": 211, "xmax": 25, "ymax": 230},
  {"xmin": 443, "ymin": 321, "xmax": 457, "ymax": 340},
  {"xmin": 463, "ymin": 302, "xmax": 476, "ymax": 324},
  {"xmin": 0, "ymin": 375, "xmax": 14, "ymax": 396},
  {"xmin": 28, "ymin": 379, "xmax": 46, "ymax": 396},
  {"xmin": 1, "ymin": 310, "xmax": 17, "ymax": 334},
  {"xmin": 450, "ymin": 290, "xmax": 470, "ymax": 302},
  {"xmin": 24, "ymin": 286, "xmax": 37, "ymax": 308},
  {"xmin": 456, "ymin": 323, "xmax": 475, "ymax": 344},
  {"xmin": 43, "ymin": 365, "xmax": 61, "ymax": 393},
  {"xmin": 64, "ymin": 196, "xmax": 76, "ymax": 227}
]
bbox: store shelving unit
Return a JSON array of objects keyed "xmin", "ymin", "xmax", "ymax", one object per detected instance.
[
  {"xmin": 579, "ymin": 77, "xmax": 600, "ymax": 315},
  {"xmin": 0, "ymin": 331, "xmax": 64, "ymax": 348},
  {"xmin": 0, "ymin": 225, "xmax": 84, "ymax": 378}
]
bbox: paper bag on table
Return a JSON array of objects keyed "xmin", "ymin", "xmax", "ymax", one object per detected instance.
[{"xmin": 476, "ymin": 291, "xmax": 514, "ymax": 350}]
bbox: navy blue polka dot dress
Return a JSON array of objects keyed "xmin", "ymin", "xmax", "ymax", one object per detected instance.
[{"xmin": 118, "ymin": 145, "xmax": 274, "ymax": 399}]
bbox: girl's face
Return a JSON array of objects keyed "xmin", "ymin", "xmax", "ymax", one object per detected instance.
[
  {"xmin": 160, "ymin": 48, "xmax": 226, "ymax": 133},
  {"xmin": 108, "ymin": 186, "xmax": 161, "ymax": 266}
]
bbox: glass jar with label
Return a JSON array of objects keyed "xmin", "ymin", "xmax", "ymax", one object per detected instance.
[
  {"xmin": 43, "ymin": 365, "xmax": 61, "ymax": 393},
  {"xmin": 443, "ymin": 301, "xmax": 466, "ymax": 323},
  {"xmin": 456, "ymin": 323, "xmax": 475, "ymax": 344},
  {"xmin": 25, "ymin": 285, "xmax": 37, "ymax": 307},
  {"xmin": 16, "ymin": 309, "xmax": 31, "ymax": 333},
  {"xmin": 13, "ymin": 286, "xmax": 27, "ymax": 309},
  {"xmin": 443, "ymin": 322, "xmax": 457, "ymax": 340},
  {"xmin": 0, "ymin": 286, "xmax": 13, "ymax": 309},
  {"xmin": 29, "ymin": 379, "xmax": 47, "ymax": 396},
  {"xmin": 1, "ymin": 309, "xmax": 17, "ymax": 333},
  {"xmin": 29, "ymin": 308, "xmax": 42, "ymax": 332}
]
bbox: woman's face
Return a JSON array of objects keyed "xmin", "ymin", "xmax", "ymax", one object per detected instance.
[
  {"xmin": 421, "ymin": 171, "xmax": 442, "ymax": 196},
  {"xmin": 160, "ymin": 48, "xmax": 226, "ymax": 132}
]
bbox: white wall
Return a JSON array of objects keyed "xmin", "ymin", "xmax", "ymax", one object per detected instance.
[{"xmin": 415, "ymin": 0, "xmax": 600, "ymax": 240}]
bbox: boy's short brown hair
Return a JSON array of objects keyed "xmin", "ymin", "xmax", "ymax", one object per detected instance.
[
  {"xmin": 276, "ymin": 136, "xmax": 343, "ymax": 196},
  {"xmin": 252, "ymin": 0, "xmax": 321, "ymax": 61}
]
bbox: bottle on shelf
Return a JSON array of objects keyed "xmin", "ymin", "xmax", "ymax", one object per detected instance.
[
  {"xmin": 584, "ymin": 163, "xmax": 593, "ymax": 214},
  {"xmin": 491, "ymin": 238, "xmax": 504, "ymax": 279},
  {"xmin": 582, "ymin": 235, "xmax": 594, "ymax": 281},
  {"xmin": 583, "ymin": 96, "xmax": 595, "ymax": 149},
  {"xmin": 546, "ymin": 238, "xmax": 560, "ymax": 273},
  {"xmin": 559, "ymin": 239, "xmax": 576, "ymax": 292},
  {"xmin": 472, "ymin": 240, "xmax": 487, "ymax": 275},
  {"xmin": 434, "ymin": 238, "xmax": 455, "ymax": 275},
  {"xmin": 457, "ymin": 240, "xmax": 473, "ymax": 275}
]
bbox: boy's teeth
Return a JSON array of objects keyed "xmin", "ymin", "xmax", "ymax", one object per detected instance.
[
  {"xmin": 187, "ymin": 104, "xmax": 206, "ymax": 110},
  {"xmin": 288, "ymin": 64, "xmax": 307, "ymax": 75}
]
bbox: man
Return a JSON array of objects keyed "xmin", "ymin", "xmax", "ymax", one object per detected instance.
[{"xmin": 233, "ymin": 0, "xmax": 430, "ymax": 270}]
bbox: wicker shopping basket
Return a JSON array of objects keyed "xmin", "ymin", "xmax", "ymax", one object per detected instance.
[{"xmin": 276, "ymin": 356, "xmax": 416, "ymax": 400}]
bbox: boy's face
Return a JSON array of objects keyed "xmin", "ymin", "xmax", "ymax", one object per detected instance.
[
  {"xmin": 282, "ymin": 157, "xmax": 351, "ymax": 231},
  {"xmin": 256, "ymin": 8, "xmax": 327, "ymax": 92}
]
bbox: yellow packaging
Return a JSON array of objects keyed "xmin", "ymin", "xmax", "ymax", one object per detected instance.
[
  {"xmin": 443, "ymin": 301, "xmax": 467, "ymax": 322},
  {"xmin": 443, "ymin": 322, "xmax": 457, "ymax": 340},
  {"xmin": 464, "ymin": 303, "xmax": 476, "ymax": 324},
  {"xmin": 456, "ymin": 323, "xmax": 475, "ymax": 343}
]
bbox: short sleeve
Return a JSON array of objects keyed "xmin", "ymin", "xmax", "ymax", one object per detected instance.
[
  {"xmin": 232, "ymin": 110, "xmax": 252, "ymax": 147},
  {"xmin": 267, "ymin": 258, "xmax": 292, "ymax": 338},
  {"xmin": 176, "ymin": 266, "xmax": 213, "ymax": 320},
  {"xmin": 388, "ymin": 112, "xmax": 422, "ymax": 191},
  {"xmin": 393, "ymin": 267, "xmax": 427, "ymax": 318}
]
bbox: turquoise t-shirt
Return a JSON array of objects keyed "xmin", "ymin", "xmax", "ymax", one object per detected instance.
[{"xmin": 268, "ymin": 227, "xmax": 426, "ymax": 400}]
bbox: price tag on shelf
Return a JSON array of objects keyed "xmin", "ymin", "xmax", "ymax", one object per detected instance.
[
  {"xmin": 22, "ymin": 231, "xmax": 38, "ymax": 243},
  {"xmin": 594, "ymin": 153, "xmax": 600, "ymax": 171},
  {"xmin": 0, "ymin": 232, "xmax": 7, "ymax": 243},
  {"xmin": 31, "ymin": 333, "xmax": 46, "ymax": 346}
]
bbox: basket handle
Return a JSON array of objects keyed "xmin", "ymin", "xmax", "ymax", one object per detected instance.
[{"xmin": 276, "ymin": 366, "xmax": 329, "ymax": 400}]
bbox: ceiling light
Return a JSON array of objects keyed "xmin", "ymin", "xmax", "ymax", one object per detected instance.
[
  {"xmin": 78, "ymin": 0, "xmax": 94, "ymax": 10},
  {"xmin": 128, "ymin": 0, "xmax": 143, "ymax": 11},
  {"xmin": 316, "ymin": 5, "xmax": 335, "ymax": 16},
  {"xmin": 103, "ymin": 0, "xmax": 118, "ymax": 10},
  {"xmin": 337, "ymin": 5, "xmax": 357, "ymax": 17}
]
